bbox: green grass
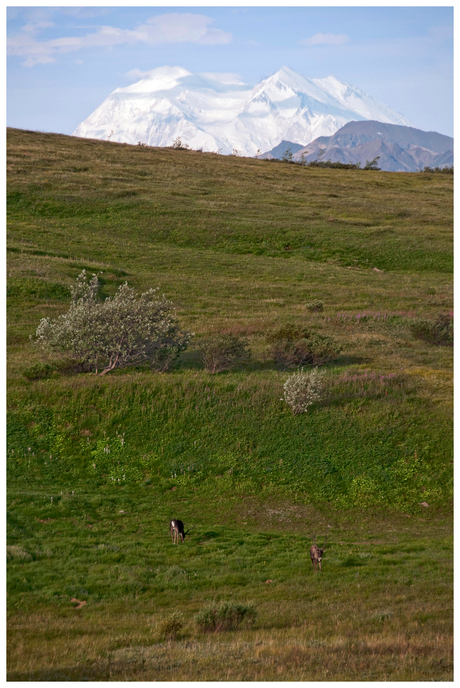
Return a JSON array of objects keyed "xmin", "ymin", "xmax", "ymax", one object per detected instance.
[
  {"xmin": 7, "ymin": 487, "xmax": 453, "ymax": 680},
  {"xmin": 7, "ymin": 129, "xmax": 452, "ymax": 273},
  {"xmin": 7, "ymin": 127, "xmax": 453, "ymax": 680}
]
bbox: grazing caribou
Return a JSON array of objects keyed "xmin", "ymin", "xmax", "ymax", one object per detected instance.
[
  {"xmin": 169, "ymin": 519, "xmax": 194, "ymax": 544},
  {"xmin": 310, "ymin": 534, "xmax": 328, "ymax": 572}
]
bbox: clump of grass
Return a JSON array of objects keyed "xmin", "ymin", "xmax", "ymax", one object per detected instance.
[
  {"xmin": 410, "ymin": 313, "xmax": 453, "ymax": 346},
  {"xmin": 306, "ymin": 299, "xmax": 324, "ymax": 312},
  {"xmin": 195, "ymin": 601, "xmax": 256, "ymax": 633},
  {"xmin": 162, "ymin": 565, "xmax": 187, "ymax": 582},
  {"xmin": 371, "ymin": 610, "xmax": 394, "ymax": 622},
  {"xmin": 7, "ymin": 545, "xmax": 33, "ymax": 562},
  {"xmin": 155, "ymin": 611, "xmax": 185, "ymax": 640}
]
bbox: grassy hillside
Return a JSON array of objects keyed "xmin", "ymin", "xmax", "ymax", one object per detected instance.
[{"xmin": 7, "ymin": 127, "xmax": 453, "ymax": 680}]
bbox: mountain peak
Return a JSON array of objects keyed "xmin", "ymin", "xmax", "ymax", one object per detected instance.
[
  {"xmin": 122, "ymin": 66, "xmax": 191, "ymax": 94},
  {"xmin": 273, "ymin": 65, "xmax": 299, "ymax": 79},
  {"xmin": 74, "ymin": 65, "xmax": 413, "ymax": 156},
  {"xmin": 265, "ymin": 65, "xmax": 313, "ymax": 90}
]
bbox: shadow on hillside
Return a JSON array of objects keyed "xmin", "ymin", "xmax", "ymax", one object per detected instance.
[
  {"xmin": 7, "ymin": 666, "xmax": 112, "ymax": 681},
  {"xmin": 20, "ymin": 351, "xmax": 371, "ymax": 380},
  {"xmin": 178, "ymin": 351, "xmax": 371, "ymax": 374},
  {"xmin": 326, "ymin": 354, "xmax": 371, "ymax": 367},
  {"xmin": 7, "ymin": 660, "xmax": 147, "ymax": 681}
]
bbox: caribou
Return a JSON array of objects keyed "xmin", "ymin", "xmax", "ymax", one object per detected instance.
[
  {"xmin": 310, "ymin": 534, "xmax": 328, "ymax": 572},
  {"xmin": 169, "ymin": 519, "xmax": 194, "ymax": 544}
]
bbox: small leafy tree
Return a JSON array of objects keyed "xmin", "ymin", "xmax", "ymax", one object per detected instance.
[
  {"xmin": 172, "ymin": 136, "xmax": 189, "ymax": 150},
  {"xmin": 199, "ymin": 334, "xmax": 250, "ymax": 374},
  {"xmin": 313, "ymin": 148, "xmax": 326, "ymax": 163},
  {"xmin": 363, "ymin": 156, "xmax": 381, "ymax": 171},
  {"xmin": 281, "ymin": 147, "xmax": 293, "ymax": 162},
  {"xmin": 33, "ymin": 270, "xmax": 191, "ymax": 375},
  {"xmin": 283, "ymin": 367, "xmax": 325, "ymax": 415}
]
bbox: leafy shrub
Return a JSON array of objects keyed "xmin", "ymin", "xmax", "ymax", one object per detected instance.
[
  {"xmin": 195, "ymin": 601, "xmax": 256, "ymax": 633},
  {"xmin": 306, "ymin": 159, "xmax": 361, "ymax": 169},
  {"xmin": 410, "ymin": 313, "xmax": 453, "ymax": 346},
  {"xmin": 306, "ymin": 300, "xmax": 324, "ymax": 313},
  {"xmin": 283, "ymin": 367, "xmax": 325, "ymax": 415},
  {"xmin": 281, "ymin": 147, "xmax": 293, "ymax": 162},
  {"xmin": 266, "ymin": 324, "xmax": 310, "ymax": 343},
  {"xmin": 199, "ymin": 334, "xmax": 250, "ymax": 374},
  {"xmin": 363, "ymin": 156, "xmax": 381, "ymax": 171},
  {"xmin": 267, "ymin": 325, "xmax": 340, "ymax": 367},
  {"xmin": 32, "ymin": 270, "xmax": 191, "ymax": 375},
  {"xmin": 22, "ymin": 362, "xmax": 54, "ymax": 380},
  {"xmin": 149, "ymin": 341, "xmax": 188, "ymax": 372},
  {"xmin": 421, "ymin": 165, "xmax": 453, "ymax": 174},
  {"xmin": 172, "ymin": 137, "xmax": 190, "ymax": 150},
  {"xmin": 156, "ymin": 611, "xmax": 184, "ymax": 640}
]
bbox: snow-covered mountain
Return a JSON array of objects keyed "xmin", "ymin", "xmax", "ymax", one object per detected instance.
[{"xmin": 73, "ymin": 65, "xmax": 413, "ymax": 157}]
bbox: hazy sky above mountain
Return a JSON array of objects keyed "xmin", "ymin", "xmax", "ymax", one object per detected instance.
[{"xmin": 7, "ymin": 5, "xmax": 453, "ymax": 138}]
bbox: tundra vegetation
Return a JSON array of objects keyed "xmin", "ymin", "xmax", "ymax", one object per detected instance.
[
  {"xmin": 33, "ymin": 269, "xmax": 191, "ymax": 375},
  {"xmin": 7, "ymin": 128, "xmax": 452, "ymax": 680},
  {"xmin": 282, "ymin": 367, "xmax": 326, "ymax": 415}
]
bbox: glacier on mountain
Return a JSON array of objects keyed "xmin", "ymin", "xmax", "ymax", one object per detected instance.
[{"xmin": 73, "ymin": 65, "xmax": 413, "ymax": 157}]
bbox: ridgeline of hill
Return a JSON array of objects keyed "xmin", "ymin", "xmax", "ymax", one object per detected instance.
[{"xmin": 7, "ymin": 128, "xmax": 453, "ymax": 680}]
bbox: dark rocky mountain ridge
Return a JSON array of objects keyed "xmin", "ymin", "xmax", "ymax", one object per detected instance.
[{"xmin": 261, "ymin": 120, "xmax": 453, "ymax": 172}]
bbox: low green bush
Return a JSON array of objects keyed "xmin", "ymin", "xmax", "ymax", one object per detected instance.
[
  {"xmin": 421, "ymin": 165, "xmax": 453, "ymax": 174},
  {"xmin": 306, "ymin": 300, "xmax": 324, "ymax": 312},
  {"xmin": 199, "ymin": 334, "xmax": 250, "ymax": 374},
  {"xmin": 22, "ymin": 362, "xmax": 54, "ymax": 380},
  {"xmin": 269, "ymin": 333, "xmax": 341, "ymax": 367},
  {"xmin": 266, "ymin": 325, "xmax": 341, "ymax": 367},
  {"xmin": 266, "ymin": 324, "xmax": 310, "ymax": 343},
  {"xmin": 410, "ymin": 313, "xmax": 453, "ymax": 346},
  {"xmin": 195, "ymin": 601, "xmax": 256, "ymax": 633},
  {"xmin": 149, "ymin": 341, "xmax": 188, "ymax": 372}
]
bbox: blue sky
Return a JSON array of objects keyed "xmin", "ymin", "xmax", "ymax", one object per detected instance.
[{"xmin": 7, "ymin": 6, "xmax": 454, "ymax": 137}]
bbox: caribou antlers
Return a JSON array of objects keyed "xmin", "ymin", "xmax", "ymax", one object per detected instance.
[
  {"xmin": 310, "ymin": 533, "xmax": 328, "ymax": 572},
  {"xmin": 169, "ymin": 519, "xmax": 195, "ymax": 544}
]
